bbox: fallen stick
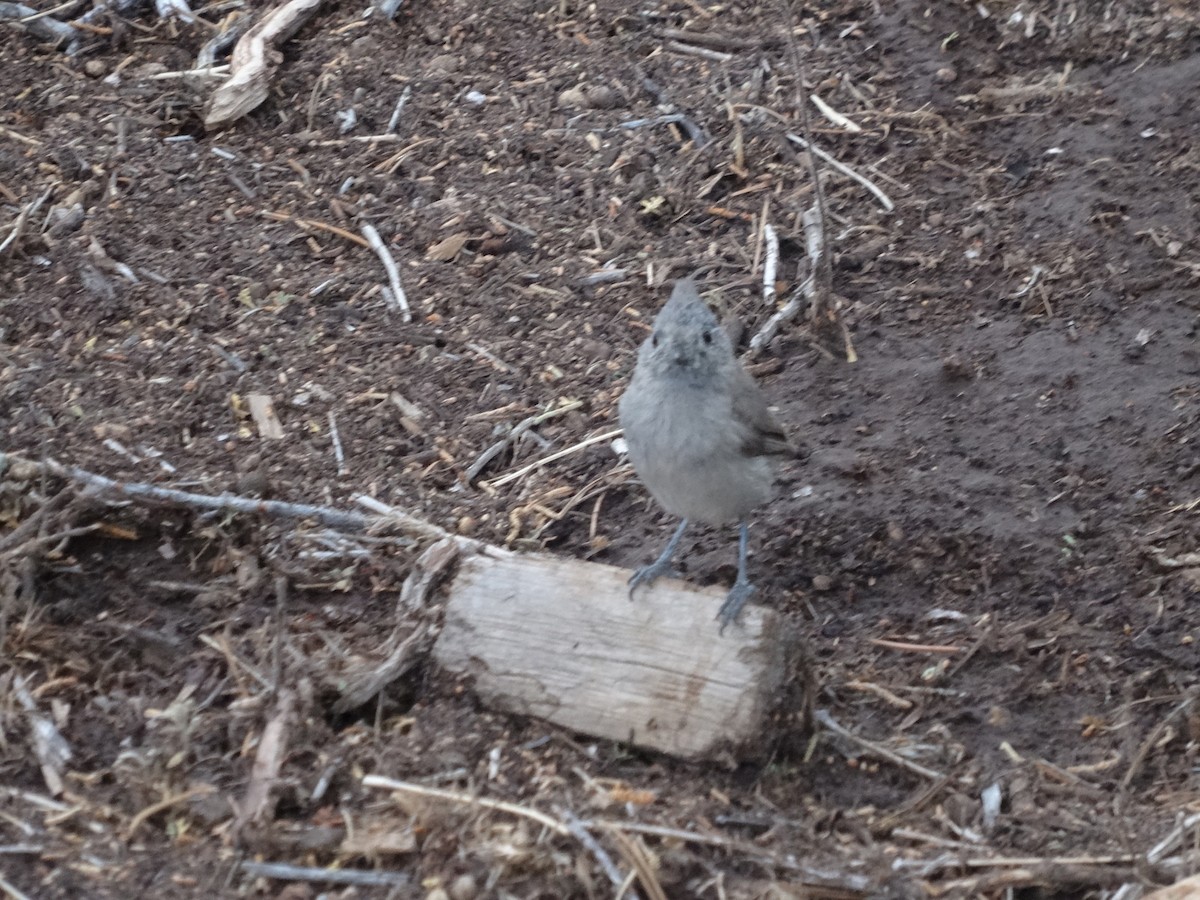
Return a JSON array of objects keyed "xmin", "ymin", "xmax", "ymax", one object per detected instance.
[
  {"xmin": 747, "ymin": 204, "xmax": 824, "ymax": 354},
  {"xmin": 484, "ymin": 429, "xmax": 621, "ymax": 488},
  {"xmin": 761, "ymin": 222, "xmax": 779, "ymax": 305},
  {"xmin": 465, "ymin": 399, "xmax": 583, "ymax": 483},
  {"xmin": 0, "ymin": 454, "xmax": 451, "ymax": 543},
  {"xmin": 240, "ymin": 861, "xmax": 409, "ymax": 888},
  {"xmin": 0, "ymin": 184, "xmax": 56, "ymax": 257},
  {"xmin": 0, "ymin": 2, "xmax": 79, "ymax": 45},
  {"xmin": 815, "ymin": 709, "xmax": 947, "ymax": 782},
  {"xmin": 203, "ymin": 0, "xmax": 323, "ymax": 127},
  {"xmin": 361, "ymin": 223, "xmax": 411, "ymax": 321},
  {"xmin": 785, "ymin": 132, "xmax": 895, "ymax": 212}
]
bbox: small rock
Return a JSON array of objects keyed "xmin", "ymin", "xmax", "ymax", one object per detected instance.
[
  {"xmin": 811, "ymin": 574, "xmax": 834, "ymax": 592},
  {"xmin": 234, "ymin": 471, "xmax": 269, "ymax": 497},
  {"xmin": 428, "ymin": 53, "xmax": 460, "ymax": 75},
  {"xmin": 47, "ymin": 204, "xmax": 85, "ymax": 238},
  {"xmin": 189, "ymin": 791, "xmax": 231, "ymax": 827},
  {"xmin": 941, "ymin": 353, "xmax": 974, "ymax": 381},
  {"xmin": 577, "ymin": 338, "xmax": 613, "ymax": 360},
  {"xmin": 347, "ymin": 35, "xmax": 378, "ymax": 58},
  {"xmin": 448, "ymin": 874, "xmax": 478, "ymax": 900},
  {"xmin": 83, "ymin": 59, "xmax": 107, "ymax": 78},
  {"xmin": 583, "ymin": 85, "xmax": 619, "ymax": 109},
  {"xmin": 557, "ymin": 85, "xmax": 588, "ymax": 109},
  {"xmin": 935, "ymin": 66, "xmax": 958, "ymax": 83}
]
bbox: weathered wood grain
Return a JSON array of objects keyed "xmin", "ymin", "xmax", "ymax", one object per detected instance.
[{"xmin": 434, "ymin": 552, "xmax": 801, "ymax": 760}]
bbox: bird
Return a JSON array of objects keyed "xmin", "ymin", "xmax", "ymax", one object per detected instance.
[{"xmin": 618, "ymin": 276, "xmax": 792, "ymax": 629}]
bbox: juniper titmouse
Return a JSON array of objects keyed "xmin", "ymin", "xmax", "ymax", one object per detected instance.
[{"xmin": 618, "ymin": 277, "xmax": 792, "ymax": 628}]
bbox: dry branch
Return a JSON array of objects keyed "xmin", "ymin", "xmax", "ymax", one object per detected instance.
[
  {"xmin": 785, "ymin": 133, "xmax": 896, "ymax": 212},
  {"xmin": 203, "ymin": 0, "xmax": 323, "ymax": 128}
]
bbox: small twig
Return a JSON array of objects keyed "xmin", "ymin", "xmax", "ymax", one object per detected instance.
[
  {"xmin": 0, "ymin": 183, "xmax": 56, "ymax": 257},
  {"xmin": 1148, "ymin": 547, "xmax": 1200, "ymax": 569},
  {"xmin": 0, "ymin": 524, "xmax": 101, "ymax": 563},
  {"xmin": 271, "ymin": 576, "xmax": 287, "ymax": 693},
  {"xmin": 385, "ymin": 84, "xmax": 412, "ymax": 133},
  {"xmin": 810, "ymin": 93, "xmax": 862, "ymax": 132},
  {"xmin": 360, "ymin": 223, "xmax": 410, "ymax": 321},
  {"xmin": 484, "ymin": 429, "xmax": 622, "ymax": 489},
  {"xmin": 326, "ymin": 411, "xmax": 347, "ymax": 475},
  {"xmin": 815, "ymin": 708, "xmax": 947, "ymax": 782},
  {"xmin": 231, "ymin": 689, "xmax": 295, "ymax": 836},
  {"xmin": 353, "ymin": 495, "xmax": 457, "ymax": 544},
  {"xmin": 747, "ymin": 204, "xmax": 826, "ymax": 353},
  {"xmin": 785, "ymin": 133, "xmax": 895, "ymax": 212},
  {"xmin": 464, "ymin": 341, "xmax": 514, "ymax": 373},
  {"xmin": 330, "ymin": 625, "xmax": 428, "ymax": 714},
  {"xmin": 561, "ymin": 811, "xmax": 639, "ymax": 899},
  {"xmin": 1120, "ymin": 690, "xmax": 1200, "ymax": 792},
  {"xmin": 609, "ymin": 829, "xmax": 668, "ymax": 900},
  {"xmin": 761, "ymin": 223, "xmax": 779, "ymax": 305},
  {"xmin": 13, "ymin": 675, "xmax": 72, "ymax": 796},
  {"xmin": 465, "ymin": 400, "xmax": 584, "ymax": 484},
  {"xmin": 581, "ymin": 268, "xmax": 628, "ymax": 286},
  {"xmin": 146, "ymin": 65, "xmax": 229, "ymax": 80},
  {"xmin": 1111, "ymin": 812, "xmax": 1200, "ymax": 899},
  {"xmin": 240, "ymin": 861, "xmax": 409, "ymax": 888},
  {"xmin": 0, "ymin": 1, "xmax": 78, "ymax": 44},
  {"xmin": 3, "ymin": 454, "xmax": 373, "ymax": 531},
  {"xmin": 199, "ymin": 633, "xmax": 273, "ymax": 692},
  {"xmin": 664, "ymin": 40, "xmax": 732, "ymax": 63},
  {"xmin": 17, "ymin": 0, "xmax": 81, "ymax": 25},
  {"xmin": 660, "ymin": 27, "xmax": 766, "ymax": 50},
  {"xmin": 363, "ymin": 775, "xmax": 570, "ymax": 836},
  {"xmin": 869, "ymin": 638, "xmax": 962, "ymax": 654},
  {"xmin": 580, "ymin": 819, "xmax": 873, "ymax": 891},
  {"xmin": 0, "ymin": 873, "xmax": 34, "ymax": 900},
  {"xmin": 260, "ymin": 210, "xmax": 370, "ymax": 247},
  {"xmin": 125, "ymin": 785, "xmax": 216, "ymax": 839},
  {"xmin": 844, "ymin": 680, "xmax": 913, "ymax": 710},
  {"xmin": 619, "ymin": 113, "xmax": 709, "ymax": 148}
]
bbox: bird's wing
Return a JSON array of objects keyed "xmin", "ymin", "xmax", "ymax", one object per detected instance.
[{"xmin": 731, "ymin": 367, "xmax": 793, "ymax": 457}]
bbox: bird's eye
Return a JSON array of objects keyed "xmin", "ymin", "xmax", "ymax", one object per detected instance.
[
  {"xmin": 701, "ymin": 330, "xmax": 713, "ymax": 345},
  {"xmin": 651, "ymin": 333, "xmax": 660, "ymax": 347}
]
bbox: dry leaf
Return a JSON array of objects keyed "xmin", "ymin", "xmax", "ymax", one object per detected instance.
[{"xmin": 425, "ymin": 231, "xmax": 469, "ymax": 262}]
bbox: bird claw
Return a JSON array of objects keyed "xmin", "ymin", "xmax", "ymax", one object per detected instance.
[
  {"xmin": 716, "ymin": 580, "xmax": 755, "ymax": 633},
  {"xmin": 627, "ymin": 560, "xmax": 679, "ymax": 599}
]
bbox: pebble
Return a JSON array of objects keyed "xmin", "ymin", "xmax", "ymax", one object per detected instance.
[
  {"xmin": 449, "ymin": 874, "xmax": 478, "ymax": 900},
  {"xmin": 428, "ymin": 53, "xmax": 460, "ymax": 75}
]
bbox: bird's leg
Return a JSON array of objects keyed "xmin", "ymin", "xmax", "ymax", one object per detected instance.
[
  {"xmin": 716, "ymin": 521, "xmax": 756, "ymax": 631},
  {"xmin": 628, "ymin": 519, "xmax": 688, "ymax": 599}
]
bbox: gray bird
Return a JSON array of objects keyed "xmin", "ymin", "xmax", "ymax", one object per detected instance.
[{"xmin": 618, "ymin": 277, "xmax": 792, "ymax": 629}]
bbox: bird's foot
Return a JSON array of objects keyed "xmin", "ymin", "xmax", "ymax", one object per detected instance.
[
  {"xmin": 627, "ymin": 558, "xmax": 680, "ymax": 599},
  {"xmin": 716, "ymin": 579, "xmax": 756, "ymax": 633}
]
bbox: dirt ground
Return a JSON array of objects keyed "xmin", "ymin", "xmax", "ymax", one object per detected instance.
[{"xmin": 2, "ymin": 0, "xmax": 1200, "ymax": 897}]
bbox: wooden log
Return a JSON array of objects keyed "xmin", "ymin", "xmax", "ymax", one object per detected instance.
[{"xmin": 433, "ymin": 552, "xmax": 805, "ymax": 761}]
